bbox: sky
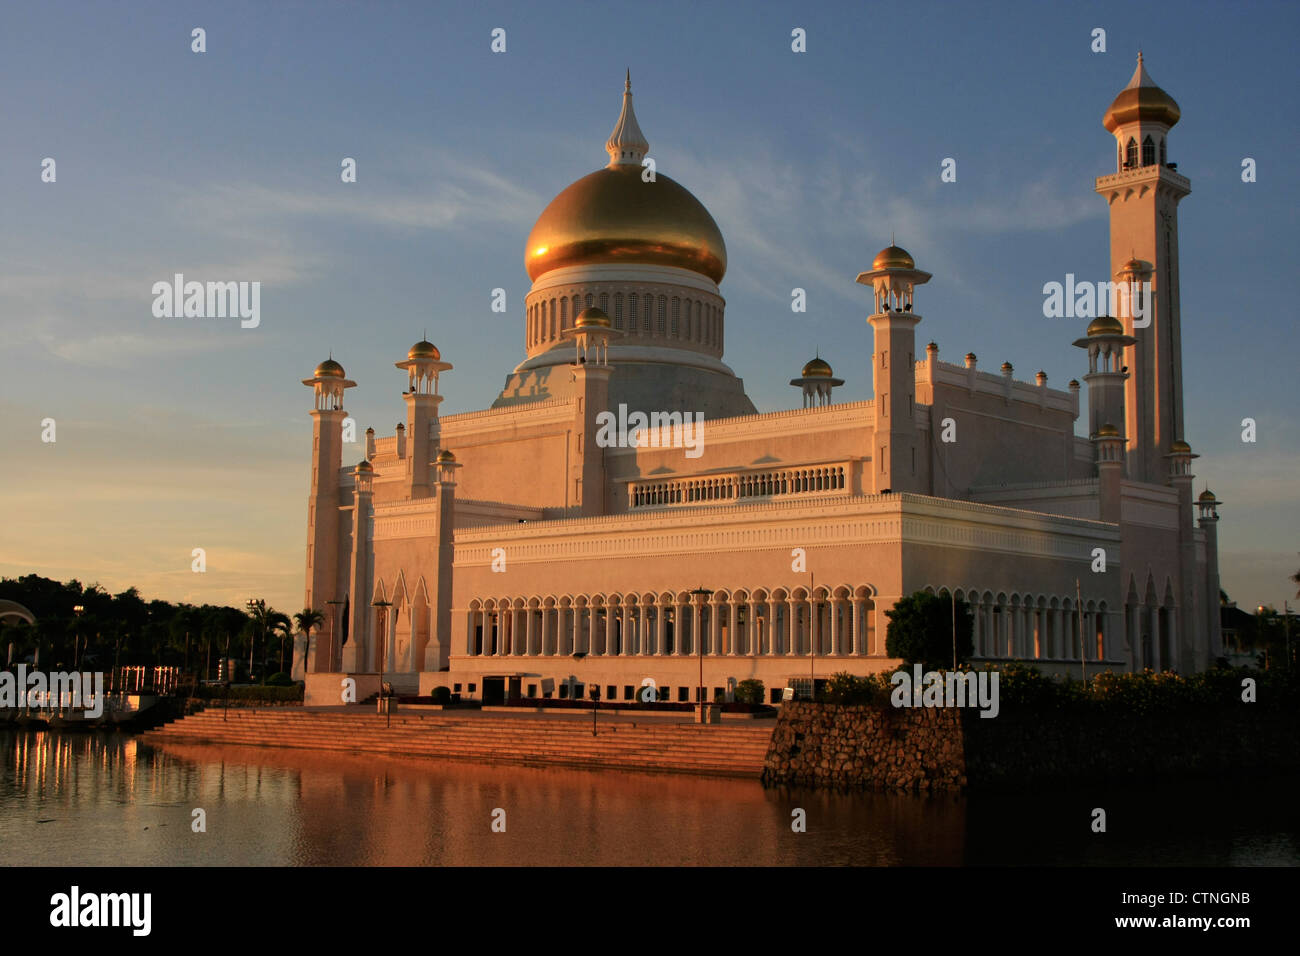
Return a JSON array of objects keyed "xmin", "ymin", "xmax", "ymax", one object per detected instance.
[{"xmin": 1, "ymin": 0, "xmax": 1296, "ymax": 616}]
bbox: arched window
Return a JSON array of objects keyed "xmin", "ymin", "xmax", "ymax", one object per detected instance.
[
  {"xmin": 1125, "ymin": 138, "xmax": 1137, "ymax": 168},
  {"xmin": 549, "ymin": 299, "xmax": 556, "ymax": 339},
  {"xmin": 614, "ymin": 293, "xmax": 624, "ymax": 329},
  {"xmin": 656, "ymin": 295, "xmax": 666, "ymax": 335},
  {"xmin": 1159, "ymin": 138, "xmax": 1167, "ymax": 166},
  {"xmin": 671, "ymin": 297, "xmax": 680, "ymax": 336},
  {"xmin": 642, "ymin": 294, "xmax": 652, "ymax": 332},
  {"xmin": 1142, "ymin": 135, "xmax": 1155, "ymax": 167},
  {"xmin": 599, "ymin": 292, "xmax": 608, "ymax": 313},
  {"xmin": 560, "ymin": 297, "xmax": 568, "ymax": 329},
  {"xmin": 629, "ymin": 293, "xmax": 639, "ymax": 333},
  {"xmin": 585, "ymin": 293, "xmax": 594, "ymax": 309},
  {"xmin": 572, "ymin": 295, "xmax": 582, "ymax": 320}
]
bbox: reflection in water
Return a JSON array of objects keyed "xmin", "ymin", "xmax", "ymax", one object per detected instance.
[{"xmin": 1, "ymin": 729, "xmax": 1295, "ymax": 866}]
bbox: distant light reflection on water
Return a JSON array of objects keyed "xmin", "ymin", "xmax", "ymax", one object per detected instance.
[{"xmin": 1, "ymin": 730, "xmax": 1294, "ymax": 866}]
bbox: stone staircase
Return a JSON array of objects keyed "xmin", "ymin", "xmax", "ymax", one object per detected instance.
[{"xmin": 140, "ymin": 708, "xmax": 775, "ymax": 778}]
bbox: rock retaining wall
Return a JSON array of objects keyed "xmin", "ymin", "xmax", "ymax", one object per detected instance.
[{"xmin": 763, "ymin": 701, "xmax": 1300, "ymax": 791}]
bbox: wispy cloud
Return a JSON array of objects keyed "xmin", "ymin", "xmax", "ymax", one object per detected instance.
[
  {"xmin": 176, "ymin": 152, "xmax": 547, "ymax": 234},
  {"xmin": 666, "ymin": 136, "xmax": 1103, "ymax": 313}
]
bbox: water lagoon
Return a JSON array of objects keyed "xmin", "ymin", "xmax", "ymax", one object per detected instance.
[{"xmin": 1, "ymin": 730, "xmax": 1294, "ymax": 867}]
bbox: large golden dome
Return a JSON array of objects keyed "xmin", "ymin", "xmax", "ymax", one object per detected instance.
[
  {"xmin": 525, "ymin": 165, "xmax": 727, "ymax": 283},
  {"xmin": 524, "ymin": 74, "xmax": 727, "ymax": 284}
]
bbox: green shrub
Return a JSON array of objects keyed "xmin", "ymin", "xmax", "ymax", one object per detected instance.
[
  {"xmin": 822, "ymin": 671, "xmax": 886, "ymax": 705},
  {"xmin": 885, "ymin": 591, "xmax": 974, "ymax": 672},
  {"xmin": 431, "ymin": 686, "xmax": 451, "ymax": 705},
  {"xmin": 734, "ymin": 679, "xmax": 765, "ymax": 705},
  {"xmin": 264, "ymin": 672, "xmax": 294, "ymax": 686}
]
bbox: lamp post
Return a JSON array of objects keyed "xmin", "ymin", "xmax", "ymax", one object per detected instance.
[
  {"xmin": 245, "ymin": 599, "xmax": 263, "ymax": 683},
  {"xmin": 1285, "ymin": 601, "xmax": 1293, "ymax": 670},
  {"xmin": 1257, "ymin": 605, "xmax": 1268, "ymax": 669},
  {"xmin": 325, "ymin": 599, "xmax": 345, "ymax": 673},
  {"xmin": 570, "ymin": 651, "xmax": 593, "ymax": 732},
  {"xmin": 372, "ymin": 600, "xmax": 392, "ymax": 678},
  {"xmin": 1077, "ymin": 578, "xmax": 1086, "ymax": 683},
  {"xmin": 809, "ymin": 572, "xmax": 816, "ymax": 701},
  {"xmin": 690, "ymin": 586, "xmax": 714, "ymax": 723},
  {"xmin": 950, "ymin": 590, "xmax": 957, "ymax": 671},
  {"xmin": 73, "ymin": 605, "xmax": 84, "ymax": 670}
]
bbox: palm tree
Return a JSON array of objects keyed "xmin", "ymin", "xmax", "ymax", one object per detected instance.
[
  {"xmin": 294, "ymin": 608, "xmax": 324, "ymax": 675},
  {"xmin": 269, "ymin": 611, "xmax": 292, "ymax": 674},
  {"xmin": 245, "ymin": 599, "xmax": 273, "ymax": 682}
]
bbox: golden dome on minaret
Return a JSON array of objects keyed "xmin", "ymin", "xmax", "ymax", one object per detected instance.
[
  {"xmin": 523, "ymin": 72, "xmax": 727, "ymax": 284},
  {"xmin": 1087, "ymin": 315, "xmax": 1125, "ymax": 336},
  {"xmin": 408, "ymin": 339, "xmax": 440, "ymax": 360},
  {"xmin": 801, "ymin": 357, "xmax": 834, "ymax": 378},
  {"xmin": 575, "ymin": 307, "xmax": 612, "ymax": 328},
  {"xmin": 315, "ymin": 357, "xmax": 345, "ymax": 379},
  {"xmin": 1103, "ymin": 53, "xmax": 1180, "ymax": 132},
  {"xmin": 871, "ymin": 244, "xmax": 915, "ymax": 271}
]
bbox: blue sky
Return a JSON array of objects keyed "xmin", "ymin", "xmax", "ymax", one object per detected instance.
[{"xmin": 1, "ymin": 0, "xmax": 1296, "ymax": 615}]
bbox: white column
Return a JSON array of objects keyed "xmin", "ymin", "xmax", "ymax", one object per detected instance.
[
  {"xmin": 809, "ymin": 598, "xmax": 820, "ymax": 656},
  {"xmin": 767, "ymin": 599, "xmax": 779, "ymax": 655},
  {"xmin": 828, "ymin": 599, "xmax": 841, "ymax": 657},
  {"xmin": 728, "ymin": 602, "xmax": 739, "ymax": 656},
  {"xmin": 1167, "ymin": 606, "xmax": 1179, "ymax": 671}
]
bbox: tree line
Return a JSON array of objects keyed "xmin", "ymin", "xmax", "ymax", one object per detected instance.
[{"xmin": 0, "ymin": 574, "xmax": 322, "ymax": 682}]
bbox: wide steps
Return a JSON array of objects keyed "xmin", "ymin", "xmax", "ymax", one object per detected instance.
[{"xmin": 142, "ymin": 709, "xmax": 773, "ymax": 777}]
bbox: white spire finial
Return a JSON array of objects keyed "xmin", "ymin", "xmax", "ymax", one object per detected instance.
[
  {"xmin": 606, "ymin": 71, "xmax": 649, "ymax": 167},
  {"xmin": 1126, "ymin": 51, "xmax": 1155, "ymax": 89}
]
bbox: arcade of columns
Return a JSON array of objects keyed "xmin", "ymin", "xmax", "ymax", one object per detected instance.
[
  {"xmin": 462, "ymin": 588, "xmax": 878, "ymax": 660},
  {"xmin": 363, "ymin": 586, "xmax": 1174, "ymax": 671}
]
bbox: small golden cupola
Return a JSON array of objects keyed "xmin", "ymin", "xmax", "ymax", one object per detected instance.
[
  {"xmin": 302, "ymin": 354, "xmax": 356, "ymax": 410},
  {"xmin": 790, "ymin": 354, "xmax": 845, "ymax": 408}
]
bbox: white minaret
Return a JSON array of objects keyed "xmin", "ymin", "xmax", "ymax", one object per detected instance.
[
  {"xmin": 394, "ymin": 337, "xmax": 452, "ymax": 500},
  {"xmin": 857, "ymin": 243, "xmax": 931, "ymax": 493},
  {"xmin": 1096, "ymin": 54, "xmax": 1191, "ymax": 484},
  {"xmin": 301, "ymin": 356, "xmax": 355, "ymax": 673}
]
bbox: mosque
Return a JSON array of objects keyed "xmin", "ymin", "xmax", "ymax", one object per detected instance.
[{"xmin": 297, "ymin": 57, "xmax": 1224, "ymax": 706}]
